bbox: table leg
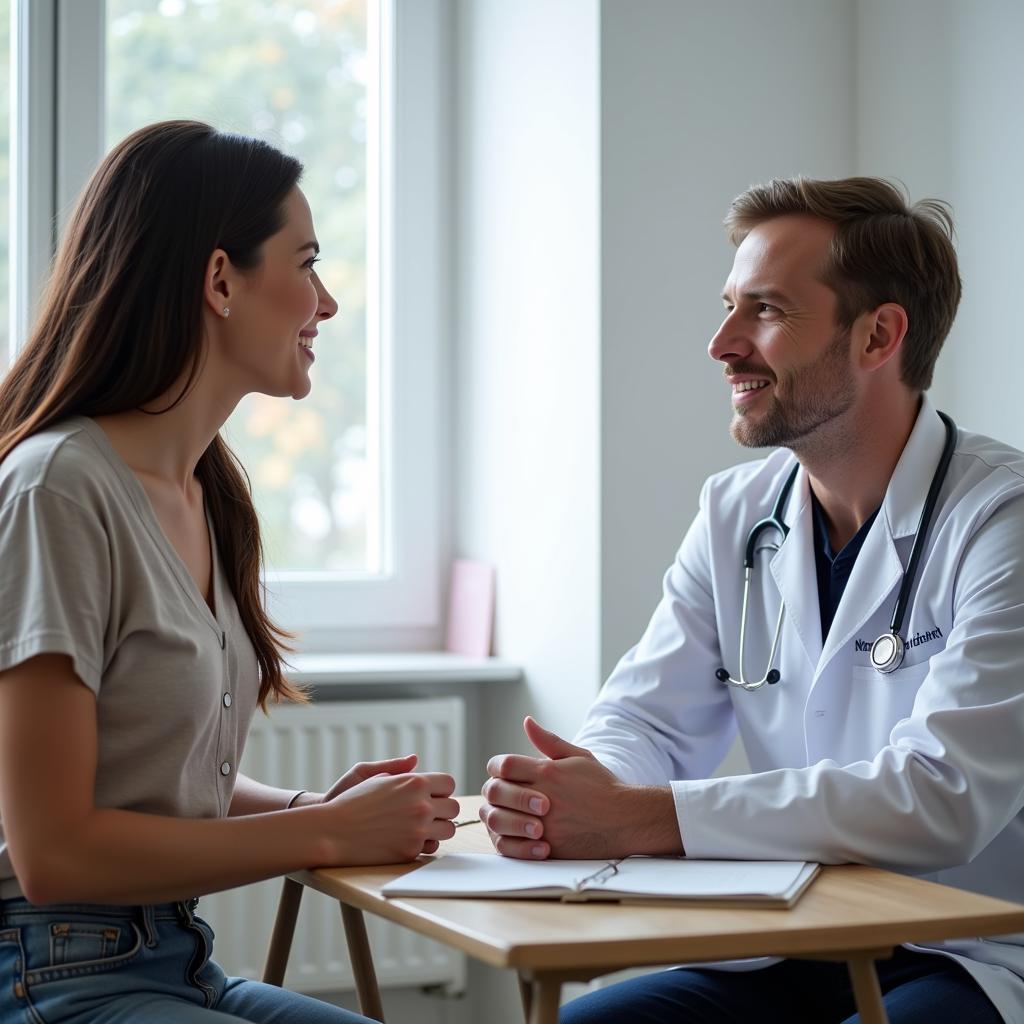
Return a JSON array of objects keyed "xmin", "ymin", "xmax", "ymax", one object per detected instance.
[
  {"xmin": 846, "ymin": 952, "xmax": 889, "ymax": 1024},
  {"xmin": 518, "ymin": 974, "xmax": 561, "ymax": 1024},
  {"xmin": 262, "ymin": 877, "xmax": 304, "ymax": 987},
  {"xmin": 518, "ymin": 972, "xmax": 533, "ymax": 1020},
  {"xmin": 340, "ymin": 902, "xmax": 386, "ymax": 1023}
]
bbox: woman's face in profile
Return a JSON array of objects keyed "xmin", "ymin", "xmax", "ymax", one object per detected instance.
[{"xmin": 220, "ymin": 186, "xmax": 339, "ymax": 401}]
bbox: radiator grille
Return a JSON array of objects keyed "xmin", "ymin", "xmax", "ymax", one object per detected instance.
[{"xmin": 198, "ymin": 696, "xmax": 467, "ymax": 993}]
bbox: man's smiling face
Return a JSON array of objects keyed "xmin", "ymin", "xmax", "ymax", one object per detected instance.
[{"xmin": 708, "ymin": 214, "xmax": 857, "ymax": 450}]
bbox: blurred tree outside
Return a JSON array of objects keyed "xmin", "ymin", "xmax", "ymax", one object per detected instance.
[{"xmin": 106, "ymin": 0, "xmax": 374, "ymax": 572}]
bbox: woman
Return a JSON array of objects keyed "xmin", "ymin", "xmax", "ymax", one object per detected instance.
[{"xmin": 0, "ymin": 120, "xmax": 458, "ymax": 1023}]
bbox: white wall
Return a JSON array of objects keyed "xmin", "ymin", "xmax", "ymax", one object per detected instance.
[
  {"xmin": 945, "ymin": 0, "xmax": 1024, "ymax": 447},
  {"xmin": 453, "ymin": 0, "xmax": 601, "ymax": 763},
  {"xmin": 946, "ymin": 0, "xmax": 1024, "ymax": 446},
  {"xmin": 453, "ymin": 6, "xmax": 600, "ymax": 1018},
  {"xmin": 856, "ymin": 0, "xmax": 1024, "ymax": 445},
  {"xmin": 854, "ymin": 0, "xmax": 955, "ymax": 412},
  {"xmin": 600, "ymin": 0, "xmax": 856, "ymax": 680}
]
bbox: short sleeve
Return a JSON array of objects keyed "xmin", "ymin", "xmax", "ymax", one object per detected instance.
[{"xmin": 0, "ymin": 487, "xmax": 111, "ymax": 692}]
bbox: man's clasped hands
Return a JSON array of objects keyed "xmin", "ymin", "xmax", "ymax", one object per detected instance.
[{"xmin": 479, "ymin": 717, "xmax": 683, "ymax": 861}]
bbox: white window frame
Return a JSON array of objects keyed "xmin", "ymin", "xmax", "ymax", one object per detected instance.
[
  {"xmin": 12, "ymin": 0, "xmax": 450, "ymax": 648},
  {"xmin": 10, "ymin": 0, "xmax": 56, "ymax": 350}
]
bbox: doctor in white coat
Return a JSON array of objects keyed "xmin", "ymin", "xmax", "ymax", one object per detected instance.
[{"xmin": 481, "ymin": 177, "xmax": 1024, "ymax": 1024}]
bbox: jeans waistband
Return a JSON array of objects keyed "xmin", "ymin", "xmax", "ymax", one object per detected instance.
[{"xmin": 0, "ymin": 897, "xmax": 200, "ymax": 926}]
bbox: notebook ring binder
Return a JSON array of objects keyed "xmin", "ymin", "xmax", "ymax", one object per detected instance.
[{"xmin": 573, "ymin": 859, "xmax": 623, "ymax": 892}]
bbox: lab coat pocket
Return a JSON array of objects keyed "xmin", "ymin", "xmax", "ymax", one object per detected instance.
[{"xmin": 847, "ymin": 662, "xmax": 931, "ymax": 758}]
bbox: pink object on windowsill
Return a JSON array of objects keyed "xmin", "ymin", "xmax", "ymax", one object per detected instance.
[{"xmin": 444, "ymin": 559, "xmax": 496, "ymax": 658}]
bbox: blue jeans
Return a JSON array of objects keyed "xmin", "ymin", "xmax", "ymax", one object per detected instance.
[
  {"xmin": 0, "ymin": 897, "xmax": 374, "ymax": 1023},
  {"xmin": 560, "ymin": 947, "xmax": 1004, "ymax": 1023}
]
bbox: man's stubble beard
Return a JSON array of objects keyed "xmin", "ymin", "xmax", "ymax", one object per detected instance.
[{"xmin": 730, "ymin": 328, "xmax": 856, "ymax": 455}]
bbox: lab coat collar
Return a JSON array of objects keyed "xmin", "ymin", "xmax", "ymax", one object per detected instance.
[
  {"xmin": 770, "ymin": 467, "xmax": 823, "ymax": 672},
  {"xmin": 882, "ymin": 393, "xmax": 949, "ymax": 540},
  {"xmin": 814, "ymin": 394, "xmax": 948, "ymax": 675}
]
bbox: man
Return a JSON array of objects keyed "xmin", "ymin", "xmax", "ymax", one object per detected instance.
[{"xmin": 481, "ymin": 178, "xmax": 1024, "ymax": 1023}]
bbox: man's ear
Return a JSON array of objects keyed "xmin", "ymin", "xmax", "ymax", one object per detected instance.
[
  {"xmin": 203, "ymin": 249, "xmax": 236, "ymax": 319},
  {"xmin": 857, "ymin": 302, "xmax": 909, "ymax": 372}
]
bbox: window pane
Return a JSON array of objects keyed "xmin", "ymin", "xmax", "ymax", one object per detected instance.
[
  {"xmin": 105, "ymin": 0, "xmax": 377, "ymax": 572},
  {"xmin": 0, "ymin": 0, "xmax": 10, "ymax": 368}
]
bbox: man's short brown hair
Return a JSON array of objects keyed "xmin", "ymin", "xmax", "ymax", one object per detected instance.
[{"xmin": 724, "ymin": 177, "xmax": 961, "ymax": 392}]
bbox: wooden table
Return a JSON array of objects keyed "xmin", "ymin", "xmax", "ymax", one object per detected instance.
[{"xmin": 263, "ymin": 798, "xmax": 1024, "ymax": 1024}]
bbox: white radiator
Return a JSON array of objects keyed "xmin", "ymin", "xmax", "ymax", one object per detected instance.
[{"xmin": 198, "ymin": 696, "xmax": 467, "ymax": 994}]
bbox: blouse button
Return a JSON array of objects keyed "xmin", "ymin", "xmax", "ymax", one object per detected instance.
[
  {"xmin": 220, "ymin": 762, "xmax": 231, "ymax": 777},
  {"xmin": 223, "ymin": 693, "xmax": 232, "ymax": 708}
]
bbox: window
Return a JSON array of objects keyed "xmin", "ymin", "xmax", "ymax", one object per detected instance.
[
  {"xmin": 10, "ymin": 0, "xmax": 448, "ymax": 644},
  {"xmin": 107, "ymin": 0, "xmax": 377, "ymax": 576}
]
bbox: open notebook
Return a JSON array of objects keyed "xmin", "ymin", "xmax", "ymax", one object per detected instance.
[{"xmin": 381, "ymin": 854, "xmax": 819, "ymax": 909}]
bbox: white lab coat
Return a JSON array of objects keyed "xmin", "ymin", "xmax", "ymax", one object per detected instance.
[{"xmin": 576, "ymin": 395, "xmax": 1024, "ymax": 1021}]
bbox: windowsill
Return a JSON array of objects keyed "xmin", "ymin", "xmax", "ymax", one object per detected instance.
[{"xmin": 285, "ymin": 651, "xmax": 523, "ymax": 686}]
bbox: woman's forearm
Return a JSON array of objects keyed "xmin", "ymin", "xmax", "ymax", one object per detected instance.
[
  {"xmin": 23, "ymin": 769, "xmax": 458, "ymax": 906},
  {"xmin": 228, "ymin": 771, "xmax": 322, "ymax": 815},
  {"xmin": 23, "ymin": 803, "xmax": 335, "ymax": 906}
]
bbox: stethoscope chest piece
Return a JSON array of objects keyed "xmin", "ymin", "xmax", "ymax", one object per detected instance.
[{"xmin": 869, "ymin": 632, "xmax": 905, "ymax": 674}]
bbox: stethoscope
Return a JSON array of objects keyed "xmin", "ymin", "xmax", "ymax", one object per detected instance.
[{"xmin": 715, "ymin": 412, "xmax": 958, "ymax": 692}]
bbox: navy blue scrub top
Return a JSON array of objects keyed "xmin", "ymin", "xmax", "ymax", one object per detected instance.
[{"xmin": 811, "ymin": 489, "xmax": 880, "ymax": 643}]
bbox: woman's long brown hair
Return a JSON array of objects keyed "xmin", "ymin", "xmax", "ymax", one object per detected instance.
[{"xmin": 0, "ymin": 120, "xmax": 306, "ymax": 708}]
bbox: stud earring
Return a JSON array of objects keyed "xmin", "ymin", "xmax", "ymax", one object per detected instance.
[{"xmin": 222, "ymin": 307, "xmax": 230, "ymax": 318}]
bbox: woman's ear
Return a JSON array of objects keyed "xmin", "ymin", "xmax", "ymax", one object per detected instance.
[
  {"xmin": 858, "ymin": 302, "xmax": 909, "ymax": 373},
  {"xmin": 203, "ymin": 249, "xmax": 235, "ymax": 319}
]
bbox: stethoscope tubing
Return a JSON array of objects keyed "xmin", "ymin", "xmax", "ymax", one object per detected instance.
[
  {"xmin": 734, "ymin": 565, "xmax": 786, "ymax": 691},
  {"xmin": 886, "ymin": 411, "xmax": 957, "ymax": 640}
]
